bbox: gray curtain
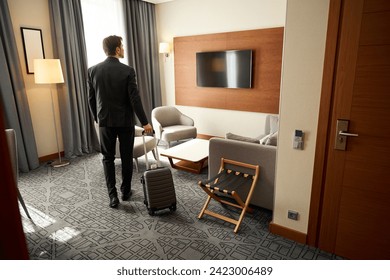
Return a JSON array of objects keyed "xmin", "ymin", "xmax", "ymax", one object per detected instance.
[
  {"xmin": 49, "ymin": 0, "xmax": 99, "ymax": 158},
  {"xmin": 0, "ymin": 0, "xmax": 39, "ymax": 172},
  {"xmin": 123, "ymin": 0, "xmax": 162, "ymax": 122}
]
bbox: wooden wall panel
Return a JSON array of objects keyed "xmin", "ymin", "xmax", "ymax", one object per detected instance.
[{"xmin": 174, "ymin": 28, "xmax": 284, "ymax": 113}]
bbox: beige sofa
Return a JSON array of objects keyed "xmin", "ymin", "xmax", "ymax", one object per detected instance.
[{"xmin": 208, "ymin": 115, "xmax": 278, "ymax": 210}]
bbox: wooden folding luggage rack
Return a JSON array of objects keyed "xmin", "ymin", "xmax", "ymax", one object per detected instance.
[{"xmin": 197, "ymin": 158, "xmax": 260, "ymax": 233}]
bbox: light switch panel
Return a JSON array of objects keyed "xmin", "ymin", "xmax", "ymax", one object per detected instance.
[{"xmin": 293, "ymin": 130, "xmax": 304, "ymax": 150}]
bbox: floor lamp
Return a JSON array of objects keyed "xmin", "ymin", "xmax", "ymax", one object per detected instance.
[{"xmin": 34, "ymin": 59, "xmax": 70, "ymax": 167}]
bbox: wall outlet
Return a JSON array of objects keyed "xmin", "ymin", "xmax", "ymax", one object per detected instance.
[{"xmin": 288, "ymin": 210, "xmax": 299, "ymax": 220}]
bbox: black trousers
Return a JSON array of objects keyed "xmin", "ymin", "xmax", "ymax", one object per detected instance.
[{"xmin": 99, "ymin": 126, "xmax": 135, "ymax": 198}]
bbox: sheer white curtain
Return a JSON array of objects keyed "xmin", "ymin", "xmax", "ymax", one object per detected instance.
[{"xmin": 81, "ymin": 0, "xmax": 128, "ymax": 67}]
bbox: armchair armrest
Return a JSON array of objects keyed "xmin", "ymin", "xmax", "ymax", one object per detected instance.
[
  {"xmin": 134, "ymin": 126, "xmax": 143, "ymax": 137},
  {"xmin": 151, "ymin": 118, "xmax": 163, "ymax": 139},
  {"xmin": 179, "ymin": 113, "xmax": 194, "ymax": 126}
]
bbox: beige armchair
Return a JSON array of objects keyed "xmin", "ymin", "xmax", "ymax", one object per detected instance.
[
  {"xmin": 151, "ymin": 106, "xmax": 197, "ymax": 147},
  {"xmin": 114, "ymin": 126, "xmax": 157, "ymax": 172},
  {"xmin": 5, "ymin": 129, "xmax": 32, "ymax": 219},
  {"xmin": 94, "ymin": 124, "xmax": 157, "ymax": 172}
]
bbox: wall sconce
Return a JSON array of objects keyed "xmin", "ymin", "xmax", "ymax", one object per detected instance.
[{"xmin": 159, "ymin": 42, "xmax": 170, "ymax": 60}]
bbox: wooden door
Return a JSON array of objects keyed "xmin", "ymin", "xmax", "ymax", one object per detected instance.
[{"xmin": 317, "ymin": 0, "xmax": 390, "ymax": 259}]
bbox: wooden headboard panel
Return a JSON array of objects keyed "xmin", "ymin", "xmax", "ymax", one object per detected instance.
[{"xmin": 173, "ymin": 27, "xmax": 284, "ymax": 113}]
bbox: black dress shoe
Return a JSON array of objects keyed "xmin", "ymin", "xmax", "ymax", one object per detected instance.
[
  {"xmin": 109, "ymin": 196, "xmax": 119, "ymax": 208},
  {"xmin": 121, "ymin": 190, "xmax": 132, "ymax": 201}
]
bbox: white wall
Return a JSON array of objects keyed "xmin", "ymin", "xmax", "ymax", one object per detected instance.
[
  {"xmin": 8, "ymin": 0, "xmax": 63, "ymax": 158},
  {"xmin": 156, "ymin": 0, "xmax": 287, "ymax": 138},
  {"xmin": 273, "ymin": 0, "xmax": 329, "ymax": 233}
]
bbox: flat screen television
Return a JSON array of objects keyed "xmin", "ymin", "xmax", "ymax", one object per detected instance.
[{"xmin": 196, "ymin": 49, "xmax": 253, "ymax": 88}]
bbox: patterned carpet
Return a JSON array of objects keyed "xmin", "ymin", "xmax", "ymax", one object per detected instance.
[{"xmin": 18, "ymin": 152, "xmax": 342, "ymax": 260}]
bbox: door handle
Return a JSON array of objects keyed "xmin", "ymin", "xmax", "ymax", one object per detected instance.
[
  {"xmin": 335, "ymin": 119, "xmax": 358, "ymax": 150},
  {"xmin": 339, "ymin": 131, "xmax": 359, "ymax": 137}
]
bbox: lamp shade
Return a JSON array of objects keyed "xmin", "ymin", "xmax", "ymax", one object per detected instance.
[
  {"xmin": 34, "ymin": 59, "xmax": 64, "ymax": 84},
  {"xmin": 159, "ymin": 42, "xmax": 170, "ymax": 54}
]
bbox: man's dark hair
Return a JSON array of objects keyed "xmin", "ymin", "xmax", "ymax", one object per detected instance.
[{"xmin": 102, "ymin": 35, "xmax": 122, "ymax": 56}]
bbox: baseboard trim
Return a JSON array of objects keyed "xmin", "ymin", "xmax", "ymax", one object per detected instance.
[
  {"xmin": 39, "ymin": 152, "xmax": 65, "ymax": 163},
  {"xmin": 269, "ymin": 222, "xmax": 307, "ymax": 245}
]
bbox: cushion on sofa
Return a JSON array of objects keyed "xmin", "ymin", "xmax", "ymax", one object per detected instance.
[
  {"xmin": 260, "ymin": 131, "xmax": 278, "ymax": 146},
  {"xmin": 265, "ymin": 131, "xmax": 278, "ymax": 146},
  {"xmin": 226, "ymin": 132, "xmax": 260, "ymax": 144},
  {"xmin": 259, "ymin": 115, "xmax": 279, "ymax": 145},
  {"xmin": 259, "ymin": 133, "xmax": 271, "ymax": 144},
  {"xmin": 226, "ymin": 115, "xmax": 279, "ymax": 146}
]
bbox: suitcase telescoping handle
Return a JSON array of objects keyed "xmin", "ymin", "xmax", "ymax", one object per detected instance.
[{"xmin": 142, "ymin": 130, "xmax": 160, "ymax": 170}]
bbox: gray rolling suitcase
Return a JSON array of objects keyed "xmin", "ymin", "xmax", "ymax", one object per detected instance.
[{"xmin": 140, "ymin": 132, "xmax": 176, "ymax": 216}]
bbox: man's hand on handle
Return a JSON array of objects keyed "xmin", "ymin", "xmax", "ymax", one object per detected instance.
[{"xmin": 143, "ymin": 123, "xmax": 153, "ymax": 134}]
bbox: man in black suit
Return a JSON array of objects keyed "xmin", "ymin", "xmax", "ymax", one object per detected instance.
[{"xmin": 88, "ymin": 35, "xmax": 153, "ymax": 208}]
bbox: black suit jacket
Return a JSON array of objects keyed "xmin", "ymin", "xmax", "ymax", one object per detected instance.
[{"xmin": 87, "ymin": 57, "xmax": 148, "ymax": 127}]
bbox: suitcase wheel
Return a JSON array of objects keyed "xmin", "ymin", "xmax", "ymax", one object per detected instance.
[
  {"xmin": 169, "ymin": 203, "xmax": 177, "ymax": 212},
  {"xmin": 148, "ymin": 209, "xmax": 155, "ymax": 216}
]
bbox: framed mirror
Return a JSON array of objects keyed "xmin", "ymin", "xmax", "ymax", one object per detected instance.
[{"xmin": 21, "ymin": 27, "xmax": 45, "ymax": 74}]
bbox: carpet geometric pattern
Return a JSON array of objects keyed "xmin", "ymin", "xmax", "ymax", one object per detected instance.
[{"xmin": 18, "ymin": 152, "xmax": 342, "ymax": 260}]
